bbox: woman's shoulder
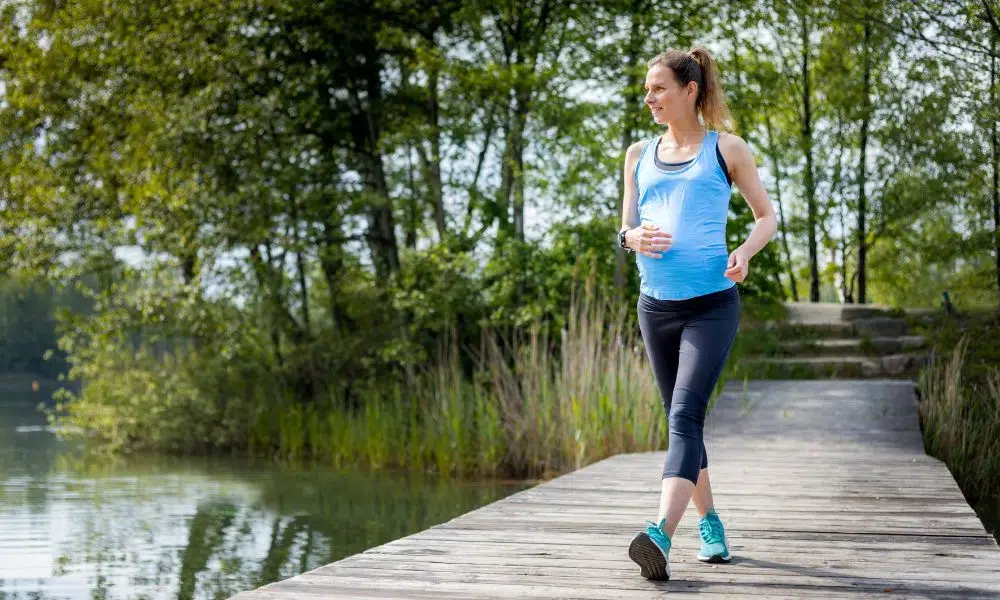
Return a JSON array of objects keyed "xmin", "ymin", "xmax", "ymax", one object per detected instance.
[
  {"xmin": 716, "ymin": 131, "xmax": 748, "ymax": 152},
  {"xmin": 627, "ymin": 138, "xmax": 655, "ymax": 155},
  {"xmin": 625, "ymin": 138, "xmax": 654, "ymax": 164},
  {"xmin": 716, "ymin": 131, "xmax": 753, "ymax": 168}
]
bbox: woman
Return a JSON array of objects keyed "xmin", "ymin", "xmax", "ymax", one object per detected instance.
[{"xmin": 618, "ymin": 47, "xmax": 776, "ymax": 581}]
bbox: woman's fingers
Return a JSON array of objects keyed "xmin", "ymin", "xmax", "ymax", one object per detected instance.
[
  {"xmin": 640, "ymin": 232, "xmax": 671, "ymax": 252},
  {"xmin": 723, "ymin": 254, "xmax": 748, "ymax": 282},
  {"xmin": 638, "ymin": 242, "xmax": 668, "ymax": 257},
  {"xmin": 635, "ymin": 225, "xmax": 672, "ymax": 256}
]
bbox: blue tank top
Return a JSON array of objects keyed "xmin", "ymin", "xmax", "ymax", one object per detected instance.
[{"xmin": 634, "ymin": 130, "xmax": 736, "ymax": 300}]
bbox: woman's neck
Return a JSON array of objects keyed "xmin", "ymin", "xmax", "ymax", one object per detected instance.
[{"xmin": 663, "ymin": 116, "xmax": 705, "ymax": 147}]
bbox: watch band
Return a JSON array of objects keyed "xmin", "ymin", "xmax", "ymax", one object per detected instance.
[{"xmin": 619, "ymin": 229, "xmax": 634, "ymax": 253}]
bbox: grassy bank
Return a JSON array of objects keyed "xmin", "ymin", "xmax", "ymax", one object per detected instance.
[
  {"xmin": 49, "ymin": 285, "xmax": 780, "ymax": 478},
  {"xmin": 251, "ymin": 285, "xmax": 676, "ymax": 478},
  {"xmin": 911, "ymin": 308, "xmax": 1000, "ymax": 540}
]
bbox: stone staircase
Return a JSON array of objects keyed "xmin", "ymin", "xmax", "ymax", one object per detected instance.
[{"xmin": 741, "ymin": 302, "xmax": 933, "ymax": 379}]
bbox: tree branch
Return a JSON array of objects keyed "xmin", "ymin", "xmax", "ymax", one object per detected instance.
[{"xmin": 982, "ymin": 0, "xmax": 1000, "ymax": 39}]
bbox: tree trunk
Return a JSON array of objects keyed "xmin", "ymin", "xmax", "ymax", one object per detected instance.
[
  {"xmin": 318, "ymin": 218, "xmax": 351, "ymax": 334},
  {"xmin": 180, "ymin": 246, "xmax": 198, "ymax": 287},
  {"xmin": 295, "ymin": 243, "xmax": 311, "ymax": 342},
  {"xmin": 352, "ymin": 50, "xmax": 400, "ymax": 280},
  {"xmin": 511, "ymin": 88, "xmax": 529, "ymax": 244},
  {"xmin": 399, "ymin": 61, "xmax": 419, "ymax": 250},
  {"xmin": 992, "ymin": 33, "xmax": 1000, "ymax": 306},
  {"xmin": 250, "ymin": 244, "xmax": 286, "ymax": 373},
  {"xmin": 287, "ymin": 194, "xmax": 312, "ymax": 343},
  {"xmin": 461, "ymin": 109, "xmax": 496, "ymax": 241},
  {"xmin": 800, "ymin": 9, "xmax": 820, "ymax": 302},
  {"xmin": 616, "ymin": 1, "xmax": 645, "ymax": 298},
  {"xmin": 765, "ymin": 115, "xmax": 798, "ymax": 301},
  {"xmin": 838, "ymin": 196, "xmax": 849, "ymax": 304},
  {"xmin": 498, "ymin": 98, "xmax": 514, "ymax": 238},
  {"xmin": 425, "ymin": 62, "xmax": 446, "ymax": 243},
  {"xmin": 405, "ymin": 141, "xmax": 419, "ymax": 250},
  {"xmin": 727, "ymin": 21, "xmax": 749, "ymax": 143},
  {"xmin": 253, "ymin": 242, "xmax": 304, "ymax": 346},
  {"xmin": 294, "ymin": 247, "xmax": 317, "ymax": 400},
  {"xmin": 497, "ymin": 63, "xmax": 527, "ymax": 302},
  {"xmin": 363, "ymin": 163, "xmax": 400, "ymax": 280},
  {"xmin": 497, "ymin": 1, "xmax": 553, "ymax": 244},
  {"xmin": 512, "ymin": 90, "xmax": 528, "ymax": 302},
  {"xmin": 412, "ymin": 49, "xmax": 446, "ymax": 244},
  {"xmin": 857, "ymin": 16, "xmax": 872, "ymax": 305}
]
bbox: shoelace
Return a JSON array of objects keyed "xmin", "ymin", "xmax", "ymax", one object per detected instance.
[
  {"xmin": 644, "ymin": 519, "xmax": 670, "ymax": 549},
  {"xmin": 699, "ymin": 514, "xmax": 725, "ymax": 545}
]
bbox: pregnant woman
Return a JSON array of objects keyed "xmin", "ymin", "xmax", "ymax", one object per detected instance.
[{"xmin": 618, "ymin": 47, "xmax": 777, "ymax": 581}]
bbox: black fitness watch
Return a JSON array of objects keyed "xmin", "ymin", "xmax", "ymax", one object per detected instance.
[{"xmin": 618, "ymin": 229, "xmax": 634, "ymax": 253}]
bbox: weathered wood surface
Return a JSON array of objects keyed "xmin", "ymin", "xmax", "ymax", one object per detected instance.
[{"xmin": 231, "ymin": 380, "xmax": 1000, "ymax": 599}]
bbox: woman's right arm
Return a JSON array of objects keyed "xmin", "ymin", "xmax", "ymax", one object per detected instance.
[
  {"xmin": 620, "ymin": 141, "xmax": 645, "ymax": 233},
  {"xmin": 621, "ymin": 141, "xmax": 671, "ymax": 258}
]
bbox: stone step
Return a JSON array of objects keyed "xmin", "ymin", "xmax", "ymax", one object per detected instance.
[
  {"xmin": 841, "ymin": 304, "xmax": 898, "ymax": 321},
  {"xmin": 740, "ymin": 352, "xmax": 930, "ymax": 379},
  {"xmin": 755, "ymin": 321, "xmax": 858, "ymax": 339},
  {"xmin": 784, "ymin": 302, "xmax": 896, "ymax": 324},
  {"xmin": 759, "ymin": 316, "xmax": 911, "ymax": 339},
  {"xmin": 776, "ymin": 335, "xmax": 927, "ymax": 357},
  {"xmin": 852, "ymin": 316, "xmax": 909, "ymax": 337}
]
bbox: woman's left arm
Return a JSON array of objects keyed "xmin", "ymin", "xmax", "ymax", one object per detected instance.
[{"xmin": 720, "ymin": 133, "xmax": 777, "ymax": 283}]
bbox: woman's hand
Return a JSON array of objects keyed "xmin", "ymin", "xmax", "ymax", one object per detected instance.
[
  {"xmin": 626, "ymin": 224, "xmax": 672, "ymax": 258},
  {"xmin": 724, "ymin": 247, "xmax": 750, "ymax": 282}
]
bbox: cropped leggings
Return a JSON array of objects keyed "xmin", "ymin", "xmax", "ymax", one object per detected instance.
[{"xmin": 637, "ymin": 285, "xmax": 740, "ymax": 484}]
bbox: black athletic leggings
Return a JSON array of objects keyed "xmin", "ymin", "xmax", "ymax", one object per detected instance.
[{"xmin": 636, "ymin": 285, "xmax": 740, "ymax": 484}]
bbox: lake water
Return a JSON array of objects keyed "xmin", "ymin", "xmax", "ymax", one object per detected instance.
[{"xmin": 0, "ymin": 376, "xmax": 531, "ymax": 599}]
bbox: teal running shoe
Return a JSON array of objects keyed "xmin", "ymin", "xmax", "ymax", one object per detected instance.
[
  {"xmin": 697, "ymin": 509, "xmax": 731, "ymax": 563},
  {"xmin": 628, "ymin": 518, "xmax": 671, "ymax": 580}
]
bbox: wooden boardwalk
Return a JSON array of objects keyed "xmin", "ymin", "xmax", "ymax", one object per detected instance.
[{"xmin": 232, "ymin": 380, "xmax": 1000, "ymax": 599}]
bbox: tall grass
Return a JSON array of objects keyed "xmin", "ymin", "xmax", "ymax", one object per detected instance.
[
  {"xmin": 247, "ymin": 279, "xmax": 669, "ymax": 477},
  {"xmin": 918, "ymin": 333, "xmax": 1000, "ymax": 502}
]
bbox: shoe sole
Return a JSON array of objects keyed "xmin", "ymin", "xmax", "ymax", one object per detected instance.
[
  {"xmin": 628, "ymin": 532, "xmax": 670, "ymax": 580},
  {"xmin": 697, "ymin": 552, "xmax": 731, "ymax": 563}
]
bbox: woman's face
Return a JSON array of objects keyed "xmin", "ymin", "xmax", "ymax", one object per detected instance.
[{"xmin": 643, "ymin": 64, "xmax": 696, "ymax": 125}]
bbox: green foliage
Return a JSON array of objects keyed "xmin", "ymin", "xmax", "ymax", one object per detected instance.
[
  {"xmin": 48, "ymin": 270, "xmax": 279, "ymax": 454},
  {"xmin": 483, "ymin": 217, "xmax": 645, "ymax": 334}
]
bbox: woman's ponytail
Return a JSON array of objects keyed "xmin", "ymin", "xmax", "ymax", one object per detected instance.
[{"xmin": 688, "ymin": 47, "xmax": 733, "ymax": 131}]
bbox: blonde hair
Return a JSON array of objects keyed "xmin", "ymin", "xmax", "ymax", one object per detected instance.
[{"xmin": 647, "ymin": 46, "xmax": 733, "ymax": 131}]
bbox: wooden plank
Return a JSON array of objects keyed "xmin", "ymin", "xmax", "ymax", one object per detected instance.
[
  {"xmin": 347, "ymin": 542, "xmax": 1000, "ymax": 574},
  {"xmin": 243, "ymin": 572, "xmax": 1000, "ymax": 600},
  {"xmin": 409, "ymin": 528, "xmax": 1000, "ymax": 550},
  {"xmin": 230, "ymin": 380, "xmax": 1000, "ymax": 599},
  {"xmin": 320, "ymin": 561, "xmax": 1000, "ymax": 586},
  {"xmin": 439, "ymin": 517, "xmax": 990, "ymax": 537}
]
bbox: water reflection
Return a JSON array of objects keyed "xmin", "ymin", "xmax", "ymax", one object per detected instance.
[{"xmin": 0, "ymin": 376, "xmax": 530, "ymax": 599}]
